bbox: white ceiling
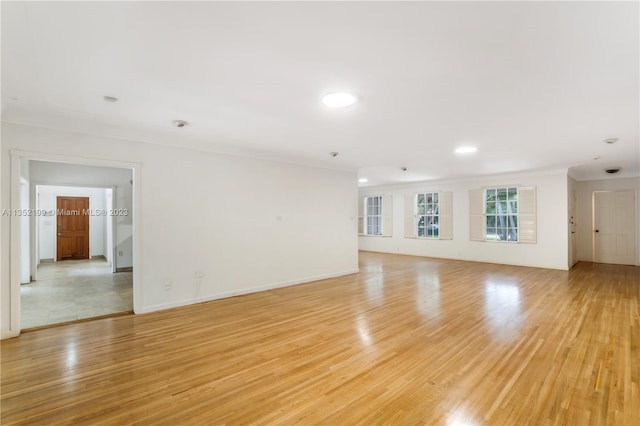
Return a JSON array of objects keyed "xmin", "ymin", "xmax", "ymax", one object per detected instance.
[{"xmin": 2, "ymin": 1, "xmax": 638, "ymax": 185}]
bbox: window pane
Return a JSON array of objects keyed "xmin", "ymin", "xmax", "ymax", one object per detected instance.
[
  {"xmin": 426, "ymin": 194, "xmax": 433, "ymax": 204},
  {"xmin": 486, "ymin": 228, "xmax": 498, "ymax": 240},
  {"xmin": 486, "ymin": 202, "xmax": 496, "ymax": 214},
  {"xmin": 417, "ymin": 194, "xmax": 424, "ymax": 205},
  {"xmin": 426, "ymin": 204, "xmax": 433, "ymax": 214},
  {"xmin": 497, "ymin": 228, "xmax": 507, "ymax": 241},
  {"xmin": 498, "ymin": 201, "xmax": 507, "ymax": 213},
  {"xmin": 508, "ymin": 229, "xmax": 518, "ymax": 241},
  {"xmin": 418, "ymin": 216, "xmax": 425, "ymax": 227},
  {"xmin": 486, "ymin": 189, "xmax": 496, "ymax": 202},
  {"xmin": 496, "ymin": 215, "xmax": 508, "ymax": 227},
  {"xmin": 508, "ymin": 188, "xmax": 517, "ymax": 200},
  {"xmin": 498, "ymin": 188, "xmax": 508, "ymax": 201},
  {"xmin": 433, "ymin": 193, "xmax": 439, "ymax": 203},
  {"xmin": 418, "ymin": 204, "xmax": 425, "ymax": 215},
  {"xmin": 486, "ymin": 216, "xmax": 496, "ymax": 227},
  {"xmin": 508, "ymin": 215, "xmax": 518, "ymax": 228},
  {"xmin": 507, "ymin": 200, "xmax": 517, "ymax": 214},
  {"xmin": 418, "ymin": 226, "xmax": 425, "ymax": 237}
]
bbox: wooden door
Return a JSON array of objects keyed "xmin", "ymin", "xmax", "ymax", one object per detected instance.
[
  {"xmin": 593, "ymin": 190, "xmax": 636, "ymax": 265},
  {"xmin": 56, "ymin": 196, "xmax": 90, "ymax": 261}
]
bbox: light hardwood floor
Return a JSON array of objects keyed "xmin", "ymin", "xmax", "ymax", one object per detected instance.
[{"xmin": 1, "ymin": 252, "xmax": 639, "ymax": 425}]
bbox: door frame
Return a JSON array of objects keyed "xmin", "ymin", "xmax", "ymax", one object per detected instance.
[
  {"xmin": 35, "ymin": 184, "xmax": 118, "ymax": 274},
  {"xmin": 8, "ymin": 149, "xmax": 142, "ymax": 338}
]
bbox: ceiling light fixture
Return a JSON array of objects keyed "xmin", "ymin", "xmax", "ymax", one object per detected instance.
[
  {"xmin": 172, "ymin": 120, "xmax": 189, "ymax": 128},
  {"xmin": 358, "ymin": 178, "xmax": 368, "ymax": 183},
  {"xmin": 400, "ymin": 166, "xmax": 408, "ymax": 171},
  {"xmin": 103, "ymin": 96, "xmax": 118, "ymax": 103},
  {"xmin": 322, "ymin": 92, "xmax": 357, "ymax": 108},
  {"xmin": 604, "ymin": 138, "xmax": 618, "ymax": 144},
  {"xmin": 329, "ymin": 151, "xmax": 339, "ymax": 157},
  {"xmin": 455, "ymin": 146, "xmax": 477, "ymax": 154}
]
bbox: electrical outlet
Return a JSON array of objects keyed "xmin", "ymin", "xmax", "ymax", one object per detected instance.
[
  {"xmin": 118, "ymin": 250, "xmax": 124, "ymax": 257},
  {"xmin": 164, "ymin": 280, "xmax": 173, "ymax": 291},
  {"xmin": 194, "ymin": 270, "xmax": 205, "ymax": 278}
]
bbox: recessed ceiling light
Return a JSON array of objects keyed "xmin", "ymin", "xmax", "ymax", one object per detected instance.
[
  {"xmin": 604, "ymin": 138, "xmax": 618, "ymax": 144},
  {"xmin": 358, "ymin": 178, "xmax": 368, "ymax": 183},
  {"xmin": 455, "ymin": 146, "xmax": 477, "ymax": 154},
  {"xmin": 172, "ymin": 120, "xmax": 189, "ymax": 128},
  {"xmin": 322, "ymin": 92, "xmax": 357, "ymax": 108},
  {"xmin": 103, "ymin": 96, "xmax": 118, "ymax": 103}
]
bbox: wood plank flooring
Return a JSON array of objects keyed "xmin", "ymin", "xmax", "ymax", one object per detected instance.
[{"xmin": 2, "ymin": 252, "xmax": 639, "ymax": 425}]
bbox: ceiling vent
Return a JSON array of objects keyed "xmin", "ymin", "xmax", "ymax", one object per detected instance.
[{"xmin": 605, "ymin": 167, "xmax": 621, "ymax": 174}]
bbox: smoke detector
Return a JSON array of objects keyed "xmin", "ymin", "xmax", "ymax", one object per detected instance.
[
  {"xmin": 172, "ymin": 120, "xmax": 189, "ymax": 128},
  {"xmin": 605, "ymin": 167, "xmax": 621, "ymax": 174}
]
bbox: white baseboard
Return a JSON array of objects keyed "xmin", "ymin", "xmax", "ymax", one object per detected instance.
[
  {"xmin": 137, "ymin": 268, "xmax": 360, "ymax": 315},
  {"xmin": 1, "ymin": 329, "xmax": 20, "ymax": 340}
]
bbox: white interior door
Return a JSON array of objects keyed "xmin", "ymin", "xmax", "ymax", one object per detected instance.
[{"xmin": 593, "ymin": 190, "xmax": 636, "ymax": 265}]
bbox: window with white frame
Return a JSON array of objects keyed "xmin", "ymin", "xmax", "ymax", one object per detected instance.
[
  {"xmin": 365, "ymin": 196, "xmax": 383, "ymax": 236},
  {"xmin": 469, "ymin": 185, "xmax": 536, "ymax": 244},
  {"xmin": 404, "ymin": 191, "xmax": 452, "ymax": 240},
  {"xmin": 417, "ymin": 192, "xmax": 439, "ymax": 238},
  {"xmin": 484, "ymin": 187, "xmax": 518, "ymax": 241},
  {"xmin": 359, "ymin": 195, "xmax": 393, "ymax": 237}
]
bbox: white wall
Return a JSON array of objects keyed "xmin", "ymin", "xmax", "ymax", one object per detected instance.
[
  {"xmin": 575, "ymin": 176, "xmax": 640, "ymax": 265},
  {"xmin": 359, "ymin": 171, "xmax": 569, "ymax": 270},
  {"xmin": 30, "ymin": 160, "xmax": 133, "ymax": 268},
  {"xmin": 1, "ymin": 123, "xmax": 358, "ymax": 337},
  {"xmin": 37, "ymin": 185, "xmax": 108, "ymax": 260}
]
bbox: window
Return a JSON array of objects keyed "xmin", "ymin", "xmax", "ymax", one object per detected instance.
[
  {"xmin": 358, "ymin": 195, "xmax": 393, "ymax": 236},
  {"xmin": 365, "ymin": 196, "xmax": 383, "ymax": 236},
  {"xmin": 469, "ymin": 185, "xmax": 536, "ymax": 244},
  {"xmin": 417, "ymin": 193, "xmax": 439, "ymax": 238},
  {"xmin": 484, "ymin": 187, "xmax": 518, "ymax": 241},
  {"xmin": 404, "ymin": 191, "xmax": 452, "ymax": 240}
]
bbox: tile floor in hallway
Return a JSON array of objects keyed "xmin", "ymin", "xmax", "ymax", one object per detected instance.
[{"xmin": 21, "ymin": 259, "xmax": 133, "ymax": 329}]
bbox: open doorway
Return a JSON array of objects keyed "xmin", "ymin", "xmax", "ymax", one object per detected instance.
[
  {"xmin": 20, "ymin": 183, "xmax": 132, "ymax": 329},
  {"xmin": 9, "ymin": 153, "xmax": 139, "ymax": 334}
]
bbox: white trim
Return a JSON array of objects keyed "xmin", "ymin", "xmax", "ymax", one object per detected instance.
[
  {"xmin": 137, "ymin": 268, "xmax": 359, "ymax": 314},
  {"xmin": 6, "ymin": 150, "xmax": 142, "ymax": 338},
  {"xmin": 10, "ymin": 154, "xmax": 22, "ymax": 337},
  {"xmin": 10, "ymin": 149, "xmax": 142, "ymax": 170},
  {"xmin": 132, "ymin": 167, "xmax": 142, "ymax": 313}
]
